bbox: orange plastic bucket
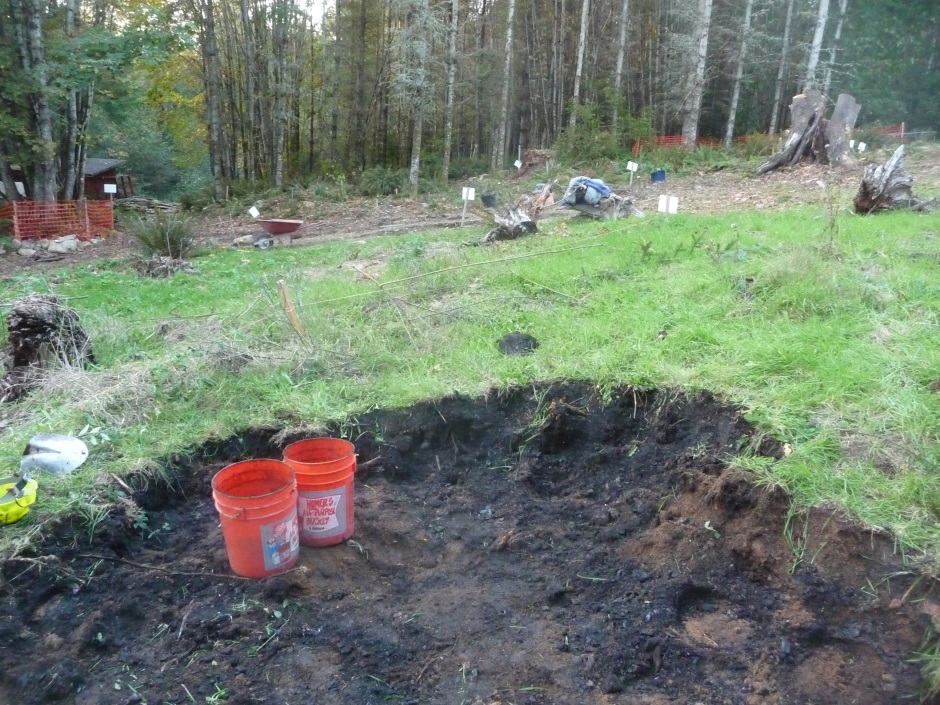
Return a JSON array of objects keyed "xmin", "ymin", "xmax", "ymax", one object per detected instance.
[
  {"xmin": 282, "ymin": 438, "xmax": 356, "ymax": 547},
  {"xmin": 212, "ymin": 459, "xmax": 300, "ymax": 578}
]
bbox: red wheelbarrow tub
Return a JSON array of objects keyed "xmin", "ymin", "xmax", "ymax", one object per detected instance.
[{"xmin": 257, "ymin": 219, "xmax": 303, "ymax": 235}]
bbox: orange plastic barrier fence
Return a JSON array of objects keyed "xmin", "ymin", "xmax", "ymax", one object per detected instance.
[
  {"xmin": 1, "ymin": 200, "xmax": 113, "ymax": 241},
  {"xmin": 868, "ymin": 123, "xmax": 905, "ymax": 139}
]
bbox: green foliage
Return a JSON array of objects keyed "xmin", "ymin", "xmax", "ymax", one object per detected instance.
[
  {"xmin": 448, "ymin": 157, "xmax": 489, "ymax": 181},
  {"xmin": 555, "ymin": 104, "xmax": 623, "ymax": 164},
  {"xmin": 636, "ymin": 145, "xmax": 738, "ymax": 175},
  {"xmin": 125, "ymin": 211, "xmax": 197, "ymax": 259},
  {"xmin": 555, "ymin": 104, "xmax": 653, "ymax": 166},
  {"xmin": 731, "ymin": 133, "xmax": 778, "ymax": 159},
  {"xmin": 358, "ymin": 166, "xmax": 406, "ymax": 197}
]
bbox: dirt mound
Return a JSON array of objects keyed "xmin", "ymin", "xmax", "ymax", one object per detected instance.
[{"xmin": 0, "ymin": 383, "xmax": 935, "ymax": 704}]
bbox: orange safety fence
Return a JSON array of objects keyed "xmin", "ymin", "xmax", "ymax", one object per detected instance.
[
  {"xmin": 867, "ymin": 123, "xmax": 905, "ymax": 139},
  {"xmin": 0, "ymin": 200, "xmax": 113, "ymax": 240}
]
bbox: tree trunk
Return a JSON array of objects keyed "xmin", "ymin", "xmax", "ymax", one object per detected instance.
[
  {"xmin": 569, "ymin": 0, "xmax": 590, "ymax": 128},
  {"xmin": 60, "ymin": 0, "xmax": 79, "ymax": 200},
  {"xmin": 10, "ymin": 0, "xmax": 57, "ymax": 200},
  {"xmin": 612, "ymin": 0, "xmax": 630, "ymax": 133},
  {"xmin": 331, "ymin": 0, "xmax": 342, "ymax": 164},
  {"xmin": 821, "ymin": 0, "xmax": 847, "ymax": 95},
  {"xmin": 200, "ymin": 0, "xmax": 226, "ymax": 200},
  {"xmin": 724, "ymin": 0, "xmax": 753, "ymax": 147},
  {"xmin": 272, "ymin": 1, "xmax": 288, "ymax": 188},
  {"xmin": 441, "ymin": 0, "xmax": 458, "ymax": 182},
  {"xmin": 769, "ymin": 0, "xmax": 796, "ymax": 134},
  {"xmin": 239, "ymin": 0, "xmax": 258, "ymax": 180},
  {"xmin": 804, "ymin": 0, "xmax": 830, "ymax": 90},
  {"xmin": 681, "ymin": 0, "xmax": 713, "ymax": 148},
  {"xmin": 495, "ymin": 0, "xmax": 516, "ymax": 169}
]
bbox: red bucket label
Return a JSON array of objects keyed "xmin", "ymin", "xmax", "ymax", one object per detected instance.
[
  {"xmin": 260, "ymin": 508, "xmax": 299, "ymax": 571},
  {"xmin": 299, "ymin": 485, "xmax": 348, "ymax": 539}
]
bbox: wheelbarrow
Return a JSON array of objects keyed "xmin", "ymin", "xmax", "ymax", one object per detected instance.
[{"xmin": 255, "ymin": 219, "xmax": 304, "ymax": 248}]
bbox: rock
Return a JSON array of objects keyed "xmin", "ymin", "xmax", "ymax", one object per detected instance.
[
  {"xmin": 17, "ymin": 248, "xmax": 36, "ymax": 257},
  {"xmin": 11, "ymin": 238, "xmax": 22, "ymax": 248},
  {"xmin": 632, "ymin": 568, "xmax": 652, "ymax": 583},
  {"xmin": 47, "ymin": 236, "xmax": 78, "ymax": 254},
  {"xmin": 42, "ymin": 633, "xmax": 65, "ymax": 650},
  {"xmin": 600, "ymin": 673, "xmax": 625, "ymax": 694},
  {"xmin": 233, "ymin": 234, "xmax": 256, "ymax": 246},
  {"xmin": 779, "ymin": 637, "xmax": 792, "ymax": 658}
]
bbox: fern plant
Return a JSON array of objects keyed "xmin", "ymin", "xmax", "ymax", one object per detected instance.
[{"xmin": 125, "ymin": 211, "xmax": 196, "ymax": 260}]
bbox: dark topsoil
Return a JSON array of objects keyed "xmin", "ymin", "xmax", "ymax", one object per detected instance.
[{"xmin": 1, "ymin": 383, "xmax": 937, "ymax": 705}]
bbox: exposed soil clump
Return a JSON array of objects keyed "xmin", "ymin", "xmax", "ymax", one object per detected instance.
[{"xmin": 0, "ymin": 383, "xmax": 935, "ymax": 704}]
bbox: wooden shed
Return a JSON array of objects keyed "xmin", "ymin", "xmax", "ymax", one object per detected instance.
[{"xmin": 84, "ymin": 158, "xmax": 135, "ymax": 199}]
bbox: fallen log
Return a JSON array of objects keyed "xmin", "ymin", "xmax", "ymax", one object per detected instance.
[
  {"xmin": 0, "ymin": 294, "xmax": 95, "ymax": 402},
  {"xmin": 853, "ymin": 145, "xmax": 934, "ymax": 214}
]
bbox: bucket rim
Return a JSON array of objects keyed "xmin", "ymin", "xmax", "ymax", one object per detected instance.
[
  {"xmin": 211, "ymin": 459, "xmax": 296, "ymax": 501},
  {"xmin": 283, "ymin": 438, "xmax": 356, "ymax": 465}
]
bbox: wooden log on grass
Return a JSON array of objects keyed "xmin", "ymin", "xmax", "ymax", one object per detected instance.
[{"xmin": 853, "ymin": 145, "xmax": 934, "ymax": 214}]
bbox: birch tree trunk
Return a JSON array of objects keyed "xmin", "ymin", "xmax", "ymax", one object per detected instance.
[
  {"xmin": 612, "ymin": 0, "xmax": 630, "ymax": 133},
  {"xmin": 331, "ymin": 0, "xmax": 342, "ymax": 163},
  {"xmin": 723, "ymin": 0, "xmax": 752, "ymax": 147},
  {"xmin": 272, "ymin": 1, "xmax": 287, "ymax": 188},
  {"xmin": 239, "ymin": 0, "xmax": 258, "ymax": 180},
  {"xmin": 803, "ymin": 0, "xmax": 830, "ymax": 89},
  {"xmin": 495, "ymin": 0, "xmax": 516, "ymax": 169},
  {"xmin": 569, "ymin": 0, "xmax": 590, "ymax": 128},
  {"xmin": 769, "ymin": 0, "xmax": 796, "ymax": 134},
  {"xmin": 441, "ymin": 0, "xmax": 458, "ymax": 181},
  {"xmin": 197, "ymin": 0, "xmax": 226, "ymax": 200},
  {"xmin": 822, "ymin": 0, "xmax": 847, "ymax": 95},
  {"xmin": 60, "ymin": 0, "xmax": 79, "ymax": 200},
  {"xmin": 681, "ymin": 0, "xmax": 713, "ymax": 148}
]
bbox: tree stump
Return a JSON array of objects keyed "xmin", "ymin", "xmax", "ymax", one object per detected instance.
[
  {"xmin": 757, "ymin": 90, "xmax": 829, "ymax": 174},
  {"xmin": 853, "ymin": 145, "xmax": 934, "ymax": 214},
  {"xmin": 825, "ymin": 93, "xmax": 861, "ymax": 165},
  {"xmin": 0, "ymin": 294, "xmax": 95, "ymax": 402},
  {"xmin": 482, "ymin": 182, "xmax": 555, "ymax": 243}
]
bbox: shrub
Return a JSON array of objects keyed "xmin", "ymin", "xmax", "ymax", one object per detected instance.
[
  {"xmin": 358, "ymin": 166, "xmax": 406, "ymax": 197},
  {"xmin": 125, "ymin": 211, "xmax": 197, "ymax": 260}
]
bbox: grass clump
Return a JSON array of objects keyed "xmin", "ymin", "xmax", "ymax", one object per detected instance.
[{"xmin": 125, "ymin": 211, "xmax": 197, "ymax": 260}]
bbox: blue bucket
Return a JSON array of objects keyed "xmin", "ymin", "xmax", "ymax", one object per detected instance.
[{"xmin": 651, "ymin": 169, "xmax": 666, "ymax": 183}]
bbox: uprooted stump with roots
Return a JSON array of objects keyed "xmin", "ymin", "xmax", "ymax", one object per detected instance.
[
  {"xmin": 854, "ymin": 144, "xmax": 935, "ymax": 214},
  {"xmin": 0, "ymin": 294, "xmax": 95, "ymax": 402}
]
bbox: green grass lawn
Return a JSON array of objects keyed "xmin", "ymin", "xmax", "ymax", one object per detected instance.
[{"xmin": 2, "ymin": 202, "xmax": 939, "ymax": 566}]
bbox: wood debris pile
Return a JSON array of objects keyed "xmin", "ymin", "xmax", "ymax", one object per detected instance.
[{"xmin": 0, "ymin": 294, "xmax": 95, "ymax": 402}]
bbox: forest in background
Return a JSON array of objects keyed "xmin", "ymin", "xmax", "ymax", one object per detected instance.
[{"xmin": 1, "ymin": 0, "xmax": 938, "ymax": 200}]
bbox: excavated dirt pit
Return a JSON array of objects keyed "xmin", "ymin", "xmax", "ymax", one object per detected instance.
[{"xmin": 1, "ymin": 383, "xmax": 936, "ymax": 705}]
